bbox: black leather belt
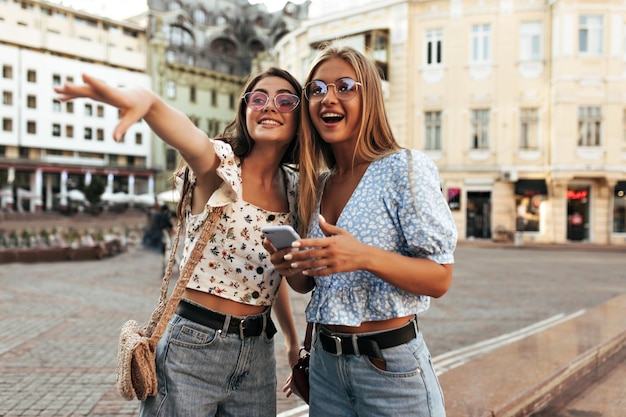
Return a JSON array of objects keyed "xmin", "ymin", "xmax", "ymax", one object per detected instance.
[
  {"xmin": 318, "ymin": 319, "xmax": 418, "ymax": 356},
  {"xmin": 175, "ymin": 299, "xmax": 276, "ymax": 339}
]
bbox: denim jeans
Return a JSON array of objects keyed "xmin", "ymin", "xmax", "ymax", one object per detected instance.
[
  {"xmin": 308, "ymin": 328, "xmax": 445, "ymax": 417},
  {"xmin": 138, "ymin": 312, "xmax": 276, "ymax": 417}
]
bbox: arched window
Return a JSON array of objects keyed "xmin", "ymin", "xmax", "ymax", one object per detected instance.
[
  {"xmin": 168, "ymin": 1, "xmax": 181, "ymax": 11},
  {"xmin": 193, "ymin": 9, "xmax": 206, "ymax": 25},
  {"xmin": 170, "ymin": 26, "xmax": 194, "ymax": 48},
  {"xmin": 210, "ymin": 38, "xmax": 237, "ymax": 57}
]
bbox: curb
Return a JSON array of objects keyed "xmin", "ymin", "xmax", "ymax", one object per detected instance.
[{"xmin": 439, "ymin": 293, "xmax": 626, "ymax": 417}]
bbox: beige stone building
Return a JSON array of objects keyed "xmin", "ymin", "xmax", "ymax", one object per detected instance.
[{"xmin": 273, "ymin": 0, "xmax": 626, "ymax": 245}]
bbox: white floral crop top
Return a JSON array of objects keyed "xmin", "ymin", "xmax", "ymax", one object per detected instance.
[{"xmin": 175, "ymin": 139, "xmax": 298, "ymax": 306}]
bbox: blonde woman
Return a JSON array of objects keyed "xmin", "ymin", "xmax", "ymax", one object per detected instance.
[{"xmin": 266, "ymin": 45, "xmax": 458, "ymax": 416}]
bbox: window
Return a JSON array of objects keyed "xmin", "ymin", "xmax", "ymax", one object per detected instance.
[
  {"xmin": 166, "ymin": 148, "xmax": 178, "ymax": 171},
  {"xmin": 2, "ymin": 91, "xmax": 12, "ymax": 105},
  {"xmin": 170, "ymin": 26, "xmax": 193, "ymax": 48},
  {"xmin": 84, "ymin": 127, "xmax": 93, "ymax": 140},
  {"xmin": 84, "ymin": 104, "xmax": 93, "ymax": 116},
  {"xmin": 96, "ymin": 128, "xmax": 104, "ymax": 141},
  {"xmin": 471, "ymin": 24, "xmax": 491, "ymax": 63},
  {"xmin": 66, "ymin": 102, "xmax": 74, "ymax": 113},
  {"xmin": 229, "ymin": 93, "xmax": 235, "ymax": 110},
  {"xmin": 52, "ymin": 74, "xmax": 61, "ymax": 85},
  {"xmin": 194, "ymin": 9, "xmax": 206, "ymax": 25},
  {"xmin": 579, "ymin": 15, "xmax": 603, "ymax": 54},
  {"xmin": 2, "ymin": 118, "xmax": 12, "ymax": 132},
  {"xmin": 2, "ymin": 65, "xmax": 12, "ymax": 79},
  {"xmin": 26, "ymin": 69, "xmax": 36, "ymax": 83},
  {"xmin": 190, "ymin": 85, "xmax": 196, "ymax": 103},
  {"xmin": 614, "ymin": 182, "xmax": 626, "ymax": 233},
  {"xmin": 211, "ymin": 90, "xmax": 217, "ymax": 106},
  {"xmin": 520, "ymin": 108, "xmax": 539, "ymax": 149},
  {"xmin": 127, "ymin": 155, "xmax": 135, "ymax": 166},
  {"xmin": 52, "ymin": 123, "xmax": 61, "ymax": 137},
  {"xmin": 515, "ymin": 193, "xmax": 543, "ymax": 232},
  {"xmin": 26, "ymin": 120, "xmax": 36, "ymax": 134},
  {"xmin": 471, "ymin": 109, "xmax": 490, "ymax": 149},
  {"xmin": 66, "ymin": 125, "xmax": 73, "ymax": 138},
  {"xmin": 53, "ymin": 100, "xmax": 61, "ymax": 112},
  {"xmin": 166, "ymin": 81, "xmax": 176, "ymax": 99},
  {"xmin": 97, "ymin": 105, "xmax": 104, "ymax": 117},
  {"xmin": 578, "ymin": 106, "xmax": 602, "ymax": 146},
  {"xmin": 425, "ymin": 29, "xmax": 443, "ymax": 65},
  {"xmin": 520, "ymin": 22, "xmax": 542, "ymax": 61},
  {"xmin": 424, "ymin": 111, "xmax": 442, "ymax": 150},
  {"xmin": 27, "ymin": 95, "xmax": 36, "ymax": 109},
  {"xmin": 135, "ymin": 132, "xmax": 142, "ymax": 145}
]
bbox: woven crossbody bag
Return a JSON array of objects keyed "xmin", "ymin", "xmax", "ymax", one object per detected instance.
[{"xmin": 115, "ymin": 202, "xmax": 223, "ymax": 401}]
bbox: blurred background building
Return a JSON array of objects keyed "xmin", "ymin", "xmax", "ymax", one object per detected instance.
[
  {"xmin": 1, "ymin": 0, "xmax": 625, "ymax": 246},
  {"xmin": 0, "ymin": 0, "xmax": 151, "ymax": 213},
  {"xmin": 273, "ymin": 0, "xmax": 626, "ymax": 245}
]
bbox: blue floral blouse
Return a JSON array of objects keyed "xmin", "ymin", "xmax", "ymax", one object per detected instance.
[{"xmin": 305, "ymin": 149, "xmax": 458, "ymax": 326}]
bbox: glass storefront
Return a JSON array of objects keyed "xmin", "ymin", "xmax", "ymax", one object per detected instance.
[
  {"xmin": 614, "ymin": 182, "xmax": 626, "ymax": 233},
  {"xmin": 567, "ymin": 185, "xmax": 590, "ymax": 241}
]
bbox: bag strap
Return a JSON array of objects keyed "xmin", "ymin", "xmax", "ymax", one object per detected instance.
[
  {"xmin": 144, "ymin": 179, "xmax": 224, "ymax": 342},
  {"xmin": 303, "ymin": 322, "xmax": 313, "ymax": 352},
  {"xmin": 149, "ymin": 206, "xmax": 223, "ymax": 343}
]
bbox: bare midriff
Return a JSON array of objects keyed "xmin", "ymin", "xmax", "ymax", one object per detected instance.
[
  {"xmin": 324, "ymin": 315, "xmax": 414, "ymax": 334},
  {"xmin": 183, "ymin": 288, "xmax": 268, "ymax": 317}
]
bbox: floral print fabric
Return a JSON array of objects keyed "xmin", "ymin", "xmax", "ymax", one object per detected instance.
[
  {"xmin": 305, "ymin": 149, "xmax": 458, "ymax": 326},
  {"xmin": 176, "ymin": 140, "xmax": 297, "ymax": 306}
]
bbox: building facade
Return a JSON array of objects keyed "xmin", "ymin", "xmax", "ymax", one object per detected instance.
[
  {"xmin": 0, "ymin": 0, "xmax": 152, "ymax": 212},
  {"xmin": 273, "ymin": 0, "xmax": 626, "ymax": 245},
  {"xmin": 146, "ymin": 0, "xmax": 309, "ymax": 192}
]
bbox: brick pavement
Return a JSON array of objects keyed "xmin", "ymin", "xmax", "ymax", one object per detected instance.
[
  {"xmin": 0, "ymin": 243, "xmax": 309, "ymax": 416},
  {"xmin": 1, "ymin": 237, "xmax": 625, "ymax": 416}
]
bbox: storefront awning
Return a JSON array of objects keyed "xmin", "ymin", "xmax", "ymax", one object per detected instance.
[{"xmin": 515, "ymin": 179, "xmax": 547, "ymax": 196}]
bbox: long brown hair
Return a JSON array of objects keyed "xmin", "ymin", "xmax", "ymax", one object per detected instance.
[
  {"xmin": 298, "ymin": 43, "xmax": 400, "ymax": 235},
  {"xmin": 176, "ymin": 67, "xmax": 302, "ymax": 219}
]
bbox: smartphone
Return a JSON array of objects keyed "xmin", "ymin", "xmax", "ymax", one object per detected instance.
[{"xmin": 262, "ymin": 225, "xmax": 301, "ymax": 249}]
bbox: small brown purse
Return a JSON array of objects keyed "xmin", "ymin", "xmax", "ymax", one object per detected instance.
[{"xmin": 290, "ymin": 322, "xmax": 313, "ymax": 404}]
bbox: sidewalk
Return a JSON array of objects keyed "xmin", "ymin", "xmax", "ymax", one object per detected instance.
[
  {"xmin": 438, "ymin": 283, "xmax": 626, "ymax": 417},
  {"xmin": 0, "ymin": 226, "xmax": 624, "ymax": 416}
]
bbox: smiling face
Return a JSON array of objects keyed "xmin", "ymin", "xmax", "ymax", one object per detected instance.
[
  {"xmin": 245, "ymin": 76, "xmax": 299, "ymax": 148},
  {"xmin": 307, "ymin": 57, "xmax": 362, "ymax": 147}
]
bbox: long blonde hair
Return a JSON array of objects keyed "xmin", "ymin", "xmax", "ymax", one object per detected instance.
[{"xmin": 298, "ymin": 43, "xmax": 401, "ymax": 235}]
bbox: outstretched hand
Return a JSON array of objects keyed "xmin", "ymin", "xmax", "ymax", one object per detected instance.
[{"xmin": 54, "ymin": 73, "xmax": 153, "ymax": 142}]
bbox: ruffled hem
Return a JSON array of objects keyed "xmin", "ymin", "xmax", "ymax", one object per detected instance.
[{"xmin": 305, "ymin": 277, "xmax": 429, "ymax": 326}]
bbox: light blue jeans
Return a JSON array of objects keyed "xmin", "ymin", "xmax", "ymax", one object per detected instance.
[
  {"xmin": 308, "ymin": 328, "xmax": 445, "ymax": 417},
  {"xmin": 138, "ymin": 312, "xmax": 276, "ymax": 417}
]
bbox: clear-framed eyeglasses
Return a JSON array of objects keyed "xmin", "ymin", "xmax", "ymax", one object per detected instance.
[
  {"xmin": 242, "ymin": 91, "xmax": 300, "ymax": 113},
  {"xmin": 303, "ymin": 77, "xmax": 362, "ymax": 103}
]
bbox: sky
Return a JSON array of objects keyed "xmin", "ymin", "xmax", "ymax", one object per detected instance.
[{"xmin": 48, "ymin": 0, "xmax": 298, "ymax": 20}]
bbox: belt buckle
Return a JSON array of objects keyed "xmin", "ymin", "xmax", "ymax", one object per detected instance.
[
  {"xmin": 331, "ymin": 335, "xmax": 342, "ymax": 355},
  {"xmin": 239, "ymin": 318, "xmax": 249, "ymax": 339}
]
